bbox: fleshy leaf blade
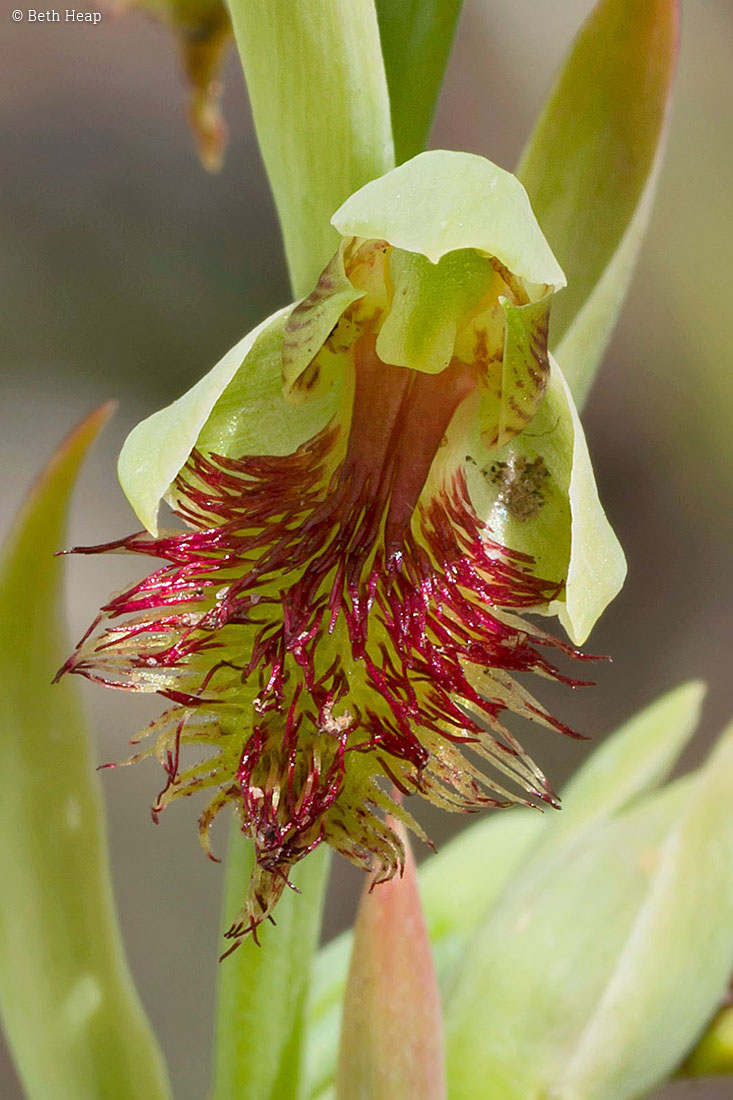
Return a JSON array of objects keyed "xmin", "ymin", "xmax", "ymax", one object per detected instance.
[
  {"xmin": 227, "ymin": 0, "xmax": 395, "ymax": 296},
  {"xmin": 0, "ymin": 407, "xmax": 171, "ymax": 1100},
  {"xmin": 375, "ymin": 0, "xmax": 464, "ymax": 164},
  {"xmin": 212, "ymin": 822, "xmax": 329, "ymax": 1100},
  {"xmin": 556, "ymin": 720, "xmax": 733, "ymax": 1100},
  {"xmin": 444, "ymin": 780, "xmax": 691, "ymax": 1098},
  {"xmin": 518, "ymin": 0, "xmax": 679, "ymax": 405},
  {"xmin": 304, "ymin": 682, "xmax": 704, "ymax": 1099},
  {"xmin": 335, "ymin": 823, "xmax": 445, "ymax": 1100}
]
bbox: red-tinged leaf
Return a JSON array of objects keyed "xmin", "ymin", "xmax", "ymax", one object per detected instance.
[
  {"xmin": 336, "ymin": 820, "xmax": 445, "ymax": 1100},
  {"xmin": 518, "ymin": 0, "xmax": 680, "ymax": 405}
]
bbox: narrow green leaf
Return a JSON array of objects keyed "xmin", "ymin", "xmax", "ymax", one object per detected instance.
[
  {"xmin": 336, "ymin": 824, "xmax": 445, "ymax": 1100},
  {"xmin": 444, "ymin": 780, "xmax": 691, "ymax": 1099},
  {"xmin": 446, "ymin": 718, "xmax": 733, "ymax": 1100},
  {"xmin": 541, "ymin": 679, "xmax": 705, "ymax": 853},
  {"xmin": 305, "ymin": 810, "xmax": 540, "ymax": 1100},
  {"xmin": 0, "ymin": 407, "xmax": 171, "ymax": 1100},
  {"xmin": 556, "ymin": 721, "xmax": 733, "ymax": 1100},
  {"xmin": 374, "ymin": 0, "xmax": 464, "ymax": 163},
  {"xmin": 227, "ymin": 0, "xmax": 395, "ymax": 296},
  {"xmin": 518, "ymin": 0, "xmax": 679, "ymax": 405},
  {"xmin": 212, "ymin": 820, "xmax": 330, "ymax": 1100},
  {"xmin": 304, "ymin": 681, "xmax": 704, "ymax": 1098}
]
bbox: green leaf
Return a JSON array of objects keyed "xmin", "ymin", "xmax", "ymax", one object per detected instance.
[
  {"xmin": 555, "ymin": 721, "xmax": 733, "ymax": 1100},
  {"xmin": 374, "ymin": 0, "xmax": 464, "ymax": 164},
  {"xmin": 118, "ymin": 307, "xmax": 337, "ymax": 534},
  {"xmin": 0, "ymin": 407, "xmax": 171, "ymax": 1100},
  {"xmin": 543, "ymin": 679, "xmax": 705, "ymax": 853},
  {"xmin": 211, "ymin": 821, "xmax": 330, "ymax": 1100},
  {"xmin": 445, "ymin": 717, "xmax": 733, "ymax": 1100},
  {"xmin": 444, "ymin": 781, "xmax": 690, "ymax": 1099},
  {"xmin": 227, "ymin": 0, "xmax": 395, "ymax": 297},
  {"xmin": 304, "ymin": 681, "xmax": 704, "ymax": 1099},
  {"xmin": 333, "ymin": 150, "xmax": 565, "ymax": 289},
  {"xmin": 518, "ymin": 0, "xmax": 679, "ymax": 405},
  {"xmin": 335, "ymin": 824, "xmax": 445, "ymax": 1099}
]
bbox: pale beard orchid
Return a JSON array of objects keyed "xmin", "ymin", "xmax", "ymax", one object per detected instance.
[{"xmin": 60, "ymin": 152, "xmax": 625, "ymax": 949}]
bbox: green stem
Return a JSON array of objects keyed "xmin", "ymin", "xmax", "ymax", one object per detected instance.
[{"xmin": 212, "ymin": 824, "xmax": 329, "ymax": 1100}]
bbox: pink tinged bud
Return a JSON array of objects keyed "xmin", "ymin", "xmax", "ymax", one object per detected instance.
[{"xmin": 336, "ymin": 820, "xmax": 446, "ymax": 1100}]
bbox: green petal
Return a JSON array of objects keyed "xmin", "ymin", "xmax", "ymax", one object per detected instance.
[
  {"xmin": 551, "ymin": 362, "xmax": 627, "ymax": 643},
  {"xmin": 0, "ymin": 407, "xmax": 171, "ymax": 1100},
  {"xmin": 118, "ymin": 307, "xmax": 338, "ymax": 534},
  {"xmin": 518, "ymin": 0, "xmax": 679, "ymax": 406},
  {"xmin": 332, "ymin": 150, "xmax": 566, "ymax": 290},
  {"xmin": 377, "ymin": 248, "xmax": 494, "ymax": 374},
  {"xmin": 495, "ymin": 294, "xmax": 551, "ymax": 447},
  {"xmin": 282, "ymin": 241, "xmax": 363, "ymax": 397},
  {"xmin": 467, "ymin": 355, "xmax": 625, "ymax": 644}
]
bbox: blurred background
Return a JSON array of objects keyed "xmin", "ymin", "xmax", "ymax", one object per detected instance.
[{"xmin": 1, "ymin": 0, "xmax": 731, "ymax": 1096}]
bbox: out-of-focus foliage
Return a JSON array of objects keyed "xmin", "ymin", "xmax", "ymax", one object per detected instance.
[
  {"xmin": 335, "ymin": 822, "xmax": 445, "ymax": 1100},
  {"xmin": 212, "ymin": 834, "xmax": 328, "ymax": 1100},
  {"xmin": 0, "ymin": 408, "xmax": 171, "ymax": 1100},
  {"xmin": 305, "ymin": 683, "xmax": 709, "ymax": 1100}
]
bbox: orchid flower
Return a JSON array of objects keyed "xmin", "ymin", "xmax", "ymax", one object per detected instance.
[{"xmin": 60, "ymin": 151, "xmax": 625, "ymax": 947}]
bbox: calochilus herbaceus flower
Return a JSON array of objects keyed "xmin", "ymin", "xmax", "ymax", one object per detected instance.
[{"xmin": 60, "ymin": 152, "xmax": 626, "ymax": 948}]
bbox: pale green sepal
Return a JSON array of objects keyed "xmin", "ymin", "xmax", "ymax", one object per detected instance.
[
  {"xmin": 283, "ymin": 241, "xmax": 363, "ymax": 397},
  {"xmin": 212, "ymin": 820, "xmax": 330, "ymax": 1100},
  {"xmin": 518, "ymin": 0, "xmax": 679, "ymax": 406},
  {"xmin": 550, "ymin": 358, "xmax": 627, "ymax": 644},
  {"xmin": 227, "ymin": 0, "xmax": 395, "ymax": 297},
  {"xmin": 377, "ymin": 248, "xmax": 494, "ymax": 374},
  {"xmin": 118, "ymin": 306, "xmax": 289, "ymax": 534},
  {"xmin": 496, "ymin": 294, "xmax": 550, "ymax": 447},
  {"xmin": 554, "ymin": 156, "xmax": 663, "ymax": 408},
  {"xmin": 332, "ymin": 151, "xmax": 566, "ymax": 291},
  {"xmin": 119, "ymin": 306, "xmax": 339, "ymax": 535},
  {"xmin": 555, "ymin": 721, "xmax": 733, "ymax": 1100},
  {"xmin": 0, "ymin": 407, "xmax": 171, "ymax": 1100}
]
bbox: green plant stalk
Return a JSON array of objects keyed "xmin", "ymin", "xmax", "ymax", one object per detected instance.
[
  {"xmin": 212, "ymin": 825, "xmax": 329, "ymax": 1100},
  {"xmin": 0, "ymin": 406, "xmax": 171, "ymax": 1100},
  {"xmin": 227, "ymin": 0, "xmax": 395, "ymax": 297},
  {"xmin": 213, "ymin": 4, "xmax": 399, "ymax": 1089}
]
